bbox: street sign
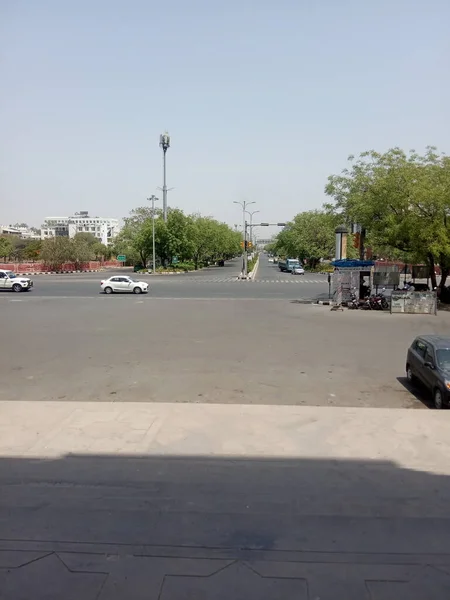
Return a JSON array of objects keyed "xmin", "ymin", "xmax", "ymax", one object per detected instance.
[
  {"xmin": 373, "ymin": 271, "xmax": 400, "ymax": 286},
  {"xmin": 172, "ymin": 256, "xmax": 179, "ymax": 264},
  {"xmin": 117, "ymin": 255, "xmax": 126, "ymax": 262}
]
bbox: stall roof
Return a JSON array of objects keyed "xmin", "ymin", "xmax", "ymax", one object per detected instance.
[{"xmin": 331, "ymin": 259, "xmax": 375, "ymax": 268}]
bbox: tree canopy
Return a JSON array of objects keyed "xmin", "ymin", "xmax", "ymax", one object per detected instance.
[
  {"xmin": 271, "ymin": 210, "xmax": 351, "ymax": 269},
  {"xmin": 325, "ymin": 147, "xmax": 450, "ymax": 288},
  {"xmin": 114, "ymin": 207, "xmax": 241, "ymax": 269}
]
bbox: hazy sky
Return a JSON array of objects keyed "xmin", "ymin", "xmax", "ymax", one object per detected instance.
[{"xmin": 1, "ymin": 0, "xmax": 449, "ymax": 236}]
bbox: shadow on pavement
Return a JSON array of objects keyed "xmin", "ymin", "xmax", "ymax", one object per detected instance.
[
  {"xmin": 1, "ymin": 454, "xmax": 450, "ymax": 598},
  {"xmin": 396, "ymin": 376, "xmax": 435, "ymax": 409}
]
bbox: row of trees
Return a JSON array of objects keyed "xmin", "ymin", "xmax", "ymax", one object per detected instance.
[
  {"xmin": 1, "ymin": 208, "xmax": 241, "ymax": 271},
  {"xmin": 0, "ymin": 237, "xmax": 43, "ymax": 262},
  {"xmin": 270, "ymin": 147, "xmax": 450, "ymax": 288},
  {"xmin": 0, "ymin": 233, "xmax": 112, "ymax": 269},
  {"xmin": 267, "ymin": 210, "xmax": 357, "ymax": 270},
  {"xmin": 114, "ymin": 207, "xmax": 241, "ymax": 269},
  {"xmin": 39, "ymin": 234, "xmax": 112, "ymax": 270},
  {"xmin": 325, "ymin": 147, "xmax": 450, "ymax": 290}
]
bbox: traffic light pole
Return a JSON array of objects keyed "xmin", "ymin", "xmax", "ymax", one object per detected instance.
[
  {"xmin": 234, "ymin": 200, "xmax": 255, "ymax": 279},
  {"xmin": 243, "ymin": 219, "xmax": 248, "ymax": 278},
  {"xmin": 248, "ymin": 222, "xmax": 286, "ymax": 249}
]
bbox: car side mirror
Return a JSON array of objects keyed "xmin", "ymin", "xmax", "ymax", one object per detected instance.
[{"xmin": 424, "ymin": 361, "xmax": 435, "ymax": 370}]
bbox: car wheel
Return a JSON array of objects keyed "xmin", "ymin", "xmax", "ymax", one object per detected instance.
[
  {"xmin": 406, "ymin": 365, "xmax": 415, "ymax": 385},
  {"xmin": 434, "ymin": 388, "xmax": 444, "ymax": 410},
  {"xmin": 133, "ymin": 286, "xmax": 142, "ymax": 294},
  {"xmin": 104, "ymin": 287, "xmax": 113, "ymax": 295},
  {"xmin": 12, "ymin": 283, "xmax": 22, "ymax": 293}
]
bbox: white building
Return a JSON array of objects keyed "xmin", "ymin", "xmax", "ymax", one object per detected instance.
[
  {"xmin": 41, "ymin": 211, "xmax": 121, "ymax": 245},
  {"xmin": 1, "ymin": 225, "xmax": 22, "ymax": 236},
  {"xmin": 0, "ymin": 225, "xmax": 41, "ymax": 239}
]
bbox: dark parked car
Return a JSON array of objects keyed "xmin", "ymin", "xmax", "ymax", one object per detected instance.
[{"xmin": 406, "ymin": 335, "xmax": 450, "ymax": 409}]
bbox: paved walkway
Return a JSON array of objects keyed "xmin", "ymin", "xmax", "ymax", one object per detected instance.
[{"xmin": 1, "ymin": 401, "xmax": 450, "ymax": 599}]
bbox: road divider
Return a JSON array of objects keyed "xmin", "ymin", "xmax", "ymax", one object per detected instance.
[
  {"xmin": 13, "ymin": 269, "xmax": 103, "ymax": 275},
  {"xmin": 247, "ymin": 254, "xmax": 260, "ymax": 280}
]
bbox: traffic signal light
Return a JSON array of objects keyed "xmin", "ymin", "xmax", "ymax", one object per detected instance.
[{"xmin": 353, "ymin": 232, "xmax": 360, "ymax": 249}]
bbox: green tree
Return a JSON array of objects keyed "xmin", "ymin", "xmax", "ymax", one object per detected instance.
[
  {"xmin": 9, "ymin": 237, "xmax": 29, "ymax": 261},
  {"xmin": 325, "ymin": 147, "xmax": 450, "ymax": 289},
  {"xmin": 92, "ymin": 242, "xmax": 111, "ymax": 261},
  {"xmin": 0, "ymin": 237, "xmax": 13, "ymax": 260},
  {"xmin": 22, "ymin": 240, "xmax": 42, "ymax": 261},
  {"xmin": 117, "ymin": 206, "xmax": 158, "ymax": 266},
  {"xmin": 274, "ymin": 210, "xmax": 342, "ymax": 269},
  {"xmin": 73, "ymin": 232, "xmax": 98, "ymax": 246},
  {"xmin": 118, "ymin": 206, "xmax": 242, "ymax": 269},
  {"xmin": 158, "ymin": 208, "xmax": 194, "ymax": 264},
  {"xmin": 70, "ymin": 238, "xmax": 93, "ymax": 268},
  {"xmin": 187, "ymin": 216, "xmax": 217, "ymax": 269},
  {"xmin": 41, "ymin": 237, "xmax": 72, "ymax": 270}
]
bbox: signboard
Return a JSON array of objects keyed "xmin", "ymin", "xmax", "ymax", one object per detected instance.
[
  {"xmin": 412, "ymin": 265, "xmax": 431, "ymax": 279},
  {"xmin": 117, "ymin": 255, "xmax": 126, "ymax": 262},
  {"xmin": 172, "ymin": 256, "xmax": 179, "ymax": 264},
  {"xmin": 390, "ymin": 290, "xmax": 437, "ymax": 315},
  {"xmin": 373, "ymin": 271, "xmax": 400, "ymax": 286}
]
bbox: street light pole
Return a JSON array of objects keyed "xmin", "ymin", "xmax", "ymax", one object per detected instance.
[
  {"xmin": 246, "ymin": 210, "xmax": 260, "ymax": 247},
  {"xmin": 147, "ymin": 195, "xmax": 159, "ymax": 274},
  {"xmin": 159, "ymin": 132, "xmax": 170, "ymax": 222},
  {"xmin": 233, "ymin": 200, "xmax": 255, "ymax": 278}
]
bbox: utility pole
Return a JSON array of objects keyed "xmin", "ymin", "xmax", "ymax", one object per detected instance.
[
  {"xmin": 234, "ymin": 200, "xmax": 255, "ymax": 278},
  {"xmin": 159, "ymin": 132, "xmax": 170, "ymax": 222},
  {"xmin": 147, "ymin": 195, "xmax": 159, "ymax": 274}
]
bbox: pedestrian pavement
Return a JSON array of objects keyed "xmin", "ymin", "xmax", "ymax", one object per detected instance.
[{"xmin": 1, "ymin": 401, "xmax": 450, "ymax": 599}]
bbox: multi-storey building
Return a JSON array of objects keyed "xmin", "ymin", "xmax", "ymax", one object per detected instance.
[{"xmin": 41, "ymin": 211, "xmax": 121, "ymax": 245}]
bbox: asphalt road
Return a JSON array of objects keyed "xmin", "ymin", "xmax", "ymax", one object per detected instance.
[
  {"xmin": 2, "ymin": 287, "xmax": 446, "ymax": 408},
  {"xmin": 1, "ymin": 256, "xmax": 329, "ymax": 300}
]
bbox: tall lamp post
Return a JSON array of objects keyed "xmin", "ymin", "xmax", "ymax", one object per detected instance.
[
  {"xmin": 159, "ymin": 132, "xmax": 170, "ymax": 222},
  {"xmin": 233, "ymin": 200, "xmax": 255, "ymax": 278},
  {"xmin": 147, "ymin": 195, "xmax": 159, "ymax": 274},
  {"xmin": 246, "ymin": 209, "xmax": 260, "ymax": 247}
]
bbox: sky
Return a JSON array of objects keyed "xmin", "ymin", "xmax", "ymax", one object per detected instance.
[{"xmin": 1, "ymin": 0, "xmax": 449, "ymax": 237}]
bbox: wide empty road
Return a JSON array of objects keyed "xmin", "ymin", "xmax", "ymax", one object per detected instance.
[{"xmin": 1, "ymin": 290, "xmax": 446, "ymax": 408}]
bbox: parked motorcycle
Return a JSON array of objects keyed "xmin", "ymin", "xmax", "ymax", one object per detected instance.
[
  {"xmin": 368, "ymin": 288, "xmax": 389, "ymax": 310},
  {"xmin": 347, "ymin": 289, "xmax": 360, "ymax": 309}
]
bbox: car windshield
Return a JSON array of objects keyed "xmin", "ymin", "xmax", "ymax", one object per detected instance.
[
  {"xmin": 436, "ymin": 349, "xmax": 450, "ymax": 370},
  {"xmin": 5, "ymin": 272, "xmax": 16, "ymax": 279}
]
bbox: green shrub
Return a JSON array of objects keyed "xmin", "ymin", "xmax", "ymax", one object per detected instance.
[
  {"xmin": 173, "ymin": 262, "xmax": 195, "ymax": 271},
  {"xmin": 247, "ymin": 254, "xmax": 259, "ymax": 273}
]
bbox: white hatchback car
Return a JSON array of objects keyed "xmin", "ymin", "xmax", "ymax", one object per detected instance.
[
  {"xmin": 101, "ymin": 276, "xmax": 148, "ymax": 295},
  {"xmin": 291, "ymin": 265, "xmax": 305, "ymax": 275}
]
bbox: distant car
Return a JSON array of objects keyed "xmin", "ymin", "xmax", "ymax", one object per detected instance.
[
  {"xmin": 291, "ymin": 265, "xmax": 305, "ymax": 275},
  {"xmin": 268, "ymin": 257, "xmax": 274, "ymax": 263},
  {"xmin": 406, "ymin": 335, "xmax": 450, "ymax": 409},
  {"xmin": 101, "ymin": 276, "xmax": 148, "ymax": 295},
  {"xmin": 0, "ymin": 269, "xmax": 33, "ymax": 292}
]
